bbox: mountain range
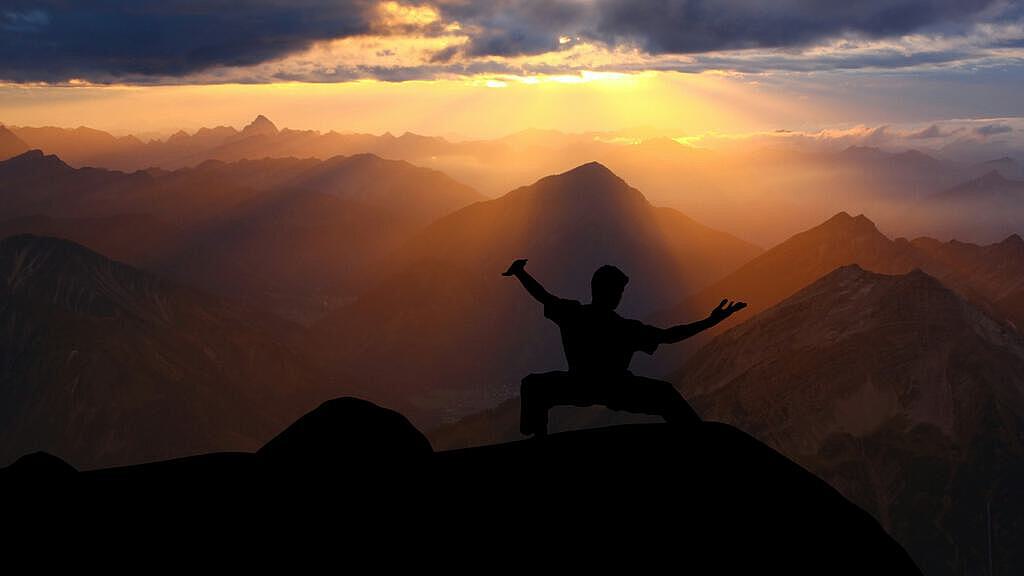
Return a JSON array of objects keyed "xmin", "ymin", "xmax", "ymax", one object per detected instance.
[
  {"xmin": 310, "ymin": 162, "xmax": 761, "ymax": 424},
  {"xmin": 0, "ymin": 149, "xmax": 482, "ymax": 321},
  {"xmin": 648, "ymin": 211, "xmax": 1024, "ymax": 373},
  {"xmin": 0, "ymin": 235, "xmax": 331, "ymax": 469},
  {"xmin": 906, "ymin": 171, "xmax": 1024, "ymax": 243},
  {"xmin": 1, "ymin": 142, "xmax": 1021, "ymax": 574},
  {"xmin": 7, "ymin": 116, "xmax": 1022, "ymax": 246}
]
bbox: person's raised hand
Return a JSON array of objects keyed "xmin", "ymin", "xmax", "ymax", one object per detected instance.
[
  {"xmin": 710, "ymin": 298, "xmax": 747, "ymax": 321},
  {"xmin": 502, "ymin": 258, "xmax": 528, "ymax": 276}
]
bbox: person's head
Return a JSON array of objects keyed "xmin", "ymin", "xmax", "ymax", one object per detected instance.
[{"xmin": 591, "ymin": 265, "xmax": 628, "ymax": 310}]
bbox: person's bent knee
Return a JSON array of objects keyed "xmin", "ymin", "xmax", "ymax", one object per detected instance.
[
  {"xmin": 521, "ymin": 371, "xmax": 567, "ymax": 388},
  {"xmin": 521, "ymin": 373, "xmax": 543, "ymax": 394}
]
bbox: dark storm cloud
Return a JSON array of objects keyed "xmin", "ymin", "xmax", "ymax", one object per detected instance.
[
  {"xmin": 438, "ymin": 0, "xmax": 1009, "ymax": 58},
  {"xmin": 590, "ymin": 0, "xmax": 1002, "ymax": 55},
  {"xmin": 0, "ymin": 0, "xmax": 376, "ymax": 82},
  {"xmin": 437, "ymin": 0, "xmax": 581, "ymax": 57}
]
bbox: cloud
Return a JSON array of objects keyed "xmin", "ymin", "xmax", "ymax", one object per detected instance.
[
  {"xmin": 435, "ymin": 0, "xmax": 582, "ymax": 57},
  {"xmin": 676, "ymin": 118, "xmax": 1024, "ymax": 158},
  {"xmin": 589, "ymin": 0, "xmax": 1004, "ymax": 55},
  {"xmin": 2, "ymin": 9, "xmax": 49, "ymax": 32},
  {"xmin": 974, "ymin": 123, "xmax": 1014, "ymax": 136},
  {"xmin": 1, "ymin": 0, "xmax": 1023, "ymax": 83},
  {"xmin": 907, "ymin": 124, "xmax": 959, "ymax": 139},
  {"xmin": 438, "ymin": 0, "xmax": 1010, "ymax": 58},
  {"xmin": 0, "ymin": 0, "xmax": 377, "ymax": 82}
]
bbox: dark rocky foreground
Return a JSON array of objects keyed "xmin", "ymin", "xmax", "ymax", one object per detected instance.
[{"xmin": 1, "ymin": 397, "xmax": 921, "ymax": 573}]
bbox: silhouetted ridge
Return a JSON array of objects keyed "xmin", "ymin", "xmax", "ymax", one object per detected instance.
[
  {"xmin": 0, "ymin": 398, "xmax": 923, "ymax": 573},
  {"xmin": 1, "ymin": 149, "xmax": 71, "ymax": 171},
  {"xmin": 4, "ymin": 451, "xmax": 77, "ymax": 479},
  {"xmin": 258, "ymin": 397, "xmax": 432, "ymax": 468}
]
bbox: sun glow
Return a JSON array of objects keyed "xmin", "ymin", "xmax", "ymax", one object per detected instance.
[
  {"xmin": 376, "ymin": 1, "xmax": 441, "ymax": 28},
  {"xmin": 0, "ymin": 68, "xmax": 830, "ymax": 139}
]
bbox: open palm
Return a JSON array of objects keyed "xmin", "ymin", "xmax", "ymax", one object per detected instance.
[{"xmin": 710, "ymin": 299, "xmax": 747, "ymax": 321}]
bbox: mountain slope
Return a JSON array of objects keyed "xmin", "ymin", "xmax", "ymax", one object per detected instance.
[
  {"xmin": 663, "ymin": 212, "xmax": 919, "ymax": 316},
  {"xmin": 0, "ymin": 235, "xmax": 329, "ymax": 469},
  {"xmin": 674, "ymin": 265, "xmax": 1024, "ymax": 576},
  {"xmin": 653, "ymin": 212, "xmax": 1024, "ymax": 370},
  {"xmin": 0, "ymin": 125, "xmax": 29, "ymax": 160},
  {"xmin": 312, "ymin": 162, "xmax": 761, "ymax": 424}
]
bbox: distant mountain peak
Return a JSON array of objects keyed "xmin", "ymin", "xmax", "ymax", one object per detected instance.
[
  {"xmin": 838, "ymin": 145, "xmax": 885, "ymax": 159},
  {"xmin": 242, "ymin": 114, "xmax": 278, "ymax": 136},
  {"xmin": 1002, "ymin": 233, "xmax": 1023, "ymax": 246},
  {"xmin": 2, "ymin": 149, "xmax": 71, "ymax": 170},
  {"xmin": 818, "ymin": 212, "xmax": 882, "ymax": 235},
  {"xmin": 975, "ymin": 169, "xmax": 1009, "ymax": 185},
  {"xmin": 564, "ymin": 160, "xmax": 616, "ymax": 178},
  {"xmin": 528, "ymin": 161, "xmax": 641, "ymax": 203},
  {"xmin": 896, "ymin": 149, "xmax": 928, "ymax": 158},
  {"xmin": 984, "ymin": 156, "xmax": 1016, "ymax": 164}
]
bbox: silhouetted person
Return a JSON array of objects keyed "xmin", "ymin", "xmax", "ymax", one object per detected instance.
[{"xmin": 503, "ymin": 259, "xmax": 746, "ymax": 436}]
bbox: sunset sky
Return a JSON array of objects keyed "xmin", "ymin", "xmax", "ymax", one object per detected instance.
[{"xmin": 2, "ymin": 1, "xmax": 1024, "ymax": 138}]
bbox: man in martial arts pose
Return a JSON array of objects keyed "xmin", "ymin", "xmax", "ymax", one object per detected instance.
[{"xmin": 503, "ymin": 258, "xmax": 746, "ymax": 436}]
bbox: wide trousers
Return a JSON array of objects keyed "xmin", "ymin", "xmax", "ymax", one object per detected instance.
[{"xmin": 519, "ymin": 370, "xmax": 701, "ymax": 436}]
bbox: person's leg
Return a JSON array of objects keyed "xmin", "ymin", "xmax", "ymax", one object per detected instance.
[
  {"xmin": 520, "ymin": 371, "xmax": 565, "ymax": 436},
  {"xmin": 520, "ymin": 371, "xmax": 593, "ymax": 436},
  {"xmin": 605, "ymin": 375, "xmax": 701, "ymax": 426}
]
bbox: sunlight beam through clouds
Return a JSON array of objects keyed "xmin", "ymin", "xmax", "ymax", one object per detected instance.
[{"xmin": 1, "ymin": 1, "xmax": 1023, "ymax": 141}]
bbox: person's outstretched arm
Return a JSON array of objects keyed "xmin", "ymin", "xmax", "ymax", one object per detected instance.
[
  {"xmin": 502, "ymin": 259, "xmax": 557, "ymax": 306},
  {"xmin": 658, "ymin": 299, "xmax": 747, "ymax": 344}
]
